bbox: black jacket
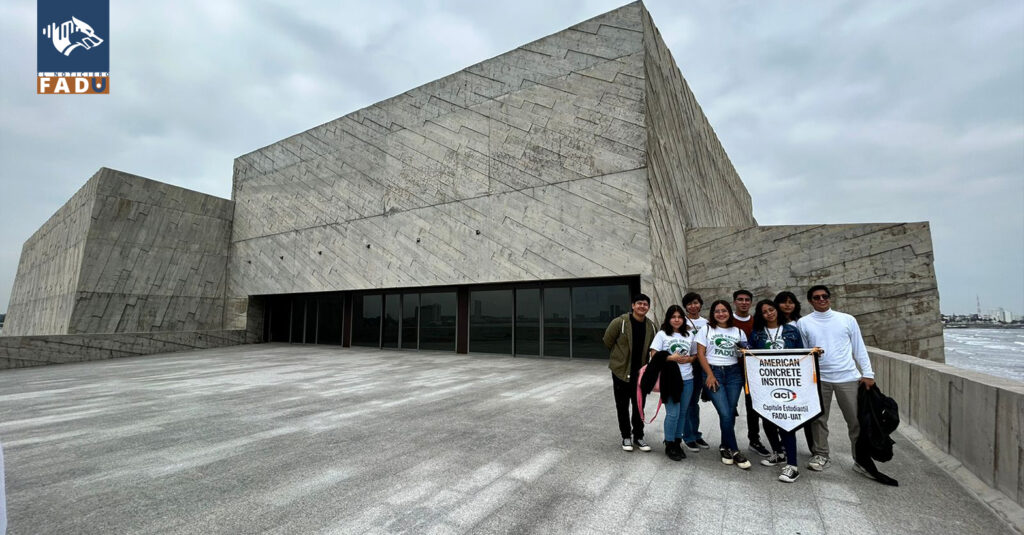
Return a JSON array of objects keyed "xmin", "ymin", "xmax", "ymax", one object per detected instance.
[
  {"xmin": 855, "ymin": 383, "xmax": 900, "ymax": 486},
  {"xmin": 640, "ymin": 350, "xmax": 684, "ymax": 403}
]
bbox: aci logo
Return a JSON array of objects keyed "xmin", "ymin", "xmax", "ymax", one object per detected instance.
[
  {"xmin": 771, "ymin": 388, "xmax": 797, "ymax": 402},
  {"xmin": 37, "ymin": 0, "xmax": 109, "ymax": 94}
]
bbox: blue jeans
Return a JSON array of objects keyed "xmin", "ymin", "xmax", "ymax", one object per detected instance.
[
  {"xmin": 663, "ymin": 379, "xmax": 694, "ymax": 442},
  {"xmin": 683, "ymin": 368, "xmax": 704, "ymax": 442},
  {"xmin": 705, "ymin": 363, "xmax": 744, "ymax": 451}
]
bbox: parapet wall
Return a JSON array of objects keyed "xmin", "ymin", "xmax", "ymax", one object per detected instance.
[
  {"xmin": 0, "ymin": 330, "xmax": 249, "ymax": 370},
  {"xmin": 686, "ymin": 223, "xmax": 943, "ymax": 361},
  {"xmin": 869, "ymin": 347, "xmax": 1024, "ymax": 517}
]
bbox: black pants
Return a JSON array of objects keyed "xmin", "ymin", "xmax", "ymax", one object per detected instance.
[
  {"xmin": 744, "ymin": 392, "xmax": 764, "ymax": 443},
  {"xmin": 612, "ymin": 373, "xmax": 644, "ymax": 440}
]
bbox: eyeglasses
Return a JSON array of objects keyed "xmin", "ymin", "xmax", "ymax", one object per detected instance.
[{"xmin": 810, "ymin": 294, "xmax": 830, "ymax": 301}]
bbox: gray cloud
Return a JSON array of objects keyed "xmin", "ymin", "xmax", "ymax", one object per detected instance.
[{"xmin": 1, "ymin": 0, "xmax": 1021, "ymax": 317}]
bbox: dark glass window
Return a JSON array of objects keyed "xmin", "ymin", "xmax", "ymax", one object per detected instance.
[
  {"xmin": 305, "ymin": 298, "xmax": 318, "ymax": 344},
  {"xmin": 420, "ymin": 292, "xmax": 456, "ymax": 351},
  {"xmin": 514, "ymin": 288, "xmax": 539, "ymax": 356},
  {"xmin": 401, "ymin": 293, "xmax": 418, "ymax": 349},
  {"xmin": 572, "ymin": 284, "xmax": 630, "ymax": 359},
  {"xmin": 544, "ymin": 287, "xmax": 571, "ymax": 357},
  {"xmin": 470, "ymin": 289, "xmax": 513, "ymax": 354},
  {"xmin": 291, "ymin": 296, "xmax": 307, "ymax": 343},
  {"xmin": 317, "ymin": 294, "xmax": 343, "ymax": 345},
  {"xmin": 267, "ymin": 295, "xmax": 291, "ymax": 343},
  {"xmin": 352, "ymin": 294, "xmax": 382, "ymax": 347},
  {"xmin": 382, "ymin": 294, "xmax": 400, "ymax": 348}
]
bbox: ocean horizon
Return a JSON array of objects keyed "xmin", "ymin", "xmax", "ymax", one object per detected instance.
[{"xmin": 944, "ymin": 327, "xmax": 1024, "ymax": 383}]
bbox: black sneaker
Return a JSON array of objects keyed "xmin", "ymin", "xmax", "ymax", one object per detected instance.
[
  {"xmin": 635, "ymin": 438, "xmax": 652, "ymax": 452},
  {"xmin": 749, "ymin": 440, "xmax": 770, "ymax": 457},
  {"xmin": 621, "ymin": 438, "xmax": 634, "ymax": 452},
  {"xmin": 760, "ymin": 452, "xmax": 786, "ymax": 466},
  {"xmin": 732, "ymin": 451, "xmax": 752, "ymax": 470},
  {"xmin": 683, "ymin": 441, "xmax": 700, "ymax": 452},
  {"xmin": 720, "ymin": 447, "xmax": 734, "ymax": 465},
  {"xmin": 664, "ymin": 441, "xmax": 684, "ymax": 461},
  {"xmin": 695, "ymin": 438, "xmax": 711, "ymax": 449},
  {"xmin": 779, "ymin": 465, "xmax": 800, "ymax": 483}
]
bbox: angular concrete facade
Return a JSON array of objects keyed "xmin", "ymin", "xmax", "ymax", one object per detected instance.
[
  {"xmin": 3, "ymin": 2, "xmax": 943, "ymax": 363},
  {"xmin": 4, "ymin": 167, "xmax": 233, "ymax": 337},
  {"xmin": 224, "ymin": 2, "xmax": 754, "ymax": 328}
]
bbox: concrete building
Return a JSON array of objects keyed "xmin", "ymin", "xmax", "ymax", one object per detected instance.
[{"xmin": 2, "ymin": 2, "xmax": 943, "ymax": 364}]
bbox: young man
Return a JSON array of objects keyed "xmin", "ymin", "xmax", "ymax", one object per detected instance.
[
  {"xmin": 603, "ymin": 293, "xmax": 658, "ymax": 452},
  {"xmin": 734, "ymin": 289, "xmax": 770, "ymax": 457},
  {"xmin": 681, "ymin": 292, "xmax": 711, "ymax": 452},
  {"xmin": 797, "ymin": 285, "xmax": 875, "ymax": 474}
]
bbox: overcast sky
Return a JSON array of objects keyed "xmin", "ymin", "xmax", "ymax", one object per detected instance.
[{"xmin": 1, "ymin": 0, "xmax": 1021, "ymax": 316}]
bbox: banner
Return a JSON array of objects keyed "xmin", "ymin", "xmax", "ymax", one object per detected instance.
[{"xmin": 742, "ymin": 348, "xmax": 823, "ymax": 432}]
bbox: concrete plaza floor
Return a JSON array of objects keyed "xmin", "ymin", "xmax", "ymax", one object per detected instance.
[{"xmin": 0, "ymin": 344, "xmax": 1013, "ymax": 534}]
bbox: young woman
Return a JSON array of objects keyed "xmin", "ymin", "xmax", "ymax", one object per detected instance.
[
  {"xmin": 649, "ymin": 305, "xmax": 697, "ymax": 461},
  {"xmin": 774, "ymin": 291, "xmax": 802, "ymax": 324},
  {"xmin": 750, "ymin": 299, "xmax": 805, "ymax": 483},
  {"xmin": 681, "ymin": 292, "xmax": 709, "ymax": 452},
  {"xmin": 774, "ymin": 290, "xmax": 815, "ymax": 455},
  {"xmin": 695, "ymin": 300, "xmax": 751, "ymax": 469}
]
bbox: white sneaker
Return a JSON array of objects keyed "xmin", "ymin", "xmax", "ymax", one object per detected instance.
[{"xmin": 808, "ymin": 455, "xmax": 831, "ymax": 471}]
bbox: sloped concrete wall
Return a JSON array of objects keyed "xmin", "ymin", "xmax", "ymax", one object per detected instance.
[
  {"xmin": 224, "ymin": 4, "xmax": 662, "ymax": 328},
  {"xmin": 3, "ymin": 168, "xmax": 234, "ymax": 336},
  {"xmin": 640, "ymin": 4, "xmax": 755, "ymax": 308},
  {"xmin": 685, "ymin": 223, "xmax": 943, "ymax": 361},
  {"xmin": 869, "ymin": 347, "xmax": 1024, "ymax": 513},
  {"xmin": 68, "ymin": 169, "xmax": 234, "ymax": 333},
  {"xmin": 3, "ymin": 174, "xmax": 99, "ymax": 336}
]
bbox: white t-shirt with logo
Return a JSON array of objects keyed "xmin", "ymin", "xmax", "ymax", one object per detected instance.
[
  {"xmin": 695, "ymin": 325, "xmax": 747, "ymax": 366},
  {"xmin": 650, "ymin": 330, "xmax": 696, "ymax": 380},
  {"xmin": 685, "ymin": 316, "xmax": 708, "ymax": 335},
  {"xmin": 761, "ymin": 326, "xmax": 786, "ymax": 349}
]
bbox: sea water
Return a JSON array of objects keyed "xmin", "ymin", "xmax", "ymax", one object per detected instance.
[{"xmin": 944, "ymin": 328, "xmax": 1024, "ymax": 382}]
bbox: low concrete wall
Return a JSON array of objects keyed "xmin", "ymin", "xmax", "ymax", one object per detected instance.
[
  {"xmin": 0, "ymin": 330, "xmax": 250, "ymax": 370},
  {"xmin": 869, "ymin": 347, "xmax": 1024, "ymax": 508}
]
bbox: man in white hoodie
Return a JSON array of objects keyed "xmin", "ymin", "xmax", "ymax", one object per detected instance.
[{"xmin": 797, "ymin": 285, "xmax": 875, "ymax": 473}]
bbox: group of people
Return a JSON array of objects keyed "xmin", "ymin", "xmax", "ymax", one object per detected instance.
[{"xmin": 602, "ymin": 285, "xmax": 876, "ymax": 483}]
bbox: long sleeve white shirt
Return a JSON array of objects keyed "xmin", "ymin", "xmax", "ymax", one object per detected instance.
[{"xmin": 797, "ymin": 309, "xmax": 874, "ymax": 383}]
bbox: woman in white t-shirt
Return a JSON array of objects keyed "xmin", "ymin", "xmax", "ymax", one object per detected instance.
[
  {"xmin": 648, "ymin": 305, "xmax": 697, "ymax": 461},
  {"xmin": 681, "ymin": 292, "xmax": 709, "ymax": 452},
  {"xmin": 695, "ymin": 300, "xmax": 752, "ymax": 469}
]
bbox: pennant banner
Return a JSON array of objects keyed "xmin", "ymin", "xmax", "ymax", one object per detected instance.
[{"xmin": 742, "ymin": 349, "xmax": 823, "ymax": 432}]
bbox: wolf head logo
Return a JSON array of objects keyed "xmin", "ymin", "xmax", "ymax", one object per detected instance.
[{"xmin": 43, "ymin": 16, "xmax": 104, "ymax": 57}]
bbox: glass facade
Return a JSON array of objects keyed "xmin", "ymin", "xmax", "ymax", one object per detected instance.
[
  {"xmin": 572, "ymin": 284, "xmax": 630, "ymax": 359},
  {"xmin": 352, "ymin": 294, "xmax": 382, "ymax": 347},
  {"xmin": 469, "ymin": 289, "xmax": 513, "ymax": 354},
  {"xmin": 382, "ymin": 294, "xmax": 400, "ymax": 348},
  {"xmin": 420, "ymin": 292, "xmax": 457, "ymax": 351},
  {"xmin": 514, "ymin": 288, "xmax": 540, "ymax": 356},
  {"xmin": 258, "ymin": 277, "xmax": 636, "ymax": 358},
  {"xmin": 317, "ymin": 295, "xmax": 343, "ymax": 345},
  {"xmin": 543, "ymin": 287, "xmax": 571, "ymax": 357},
  {"xmin": 401, "ymin": 293, "xmax": 419, "ymax": 349}
]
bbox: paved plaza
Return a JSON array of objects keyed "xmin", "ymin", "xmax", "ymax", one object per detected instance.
[{"xmin": 0, "ymin": 345, "xmax": 1013, "ymax": 534}]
